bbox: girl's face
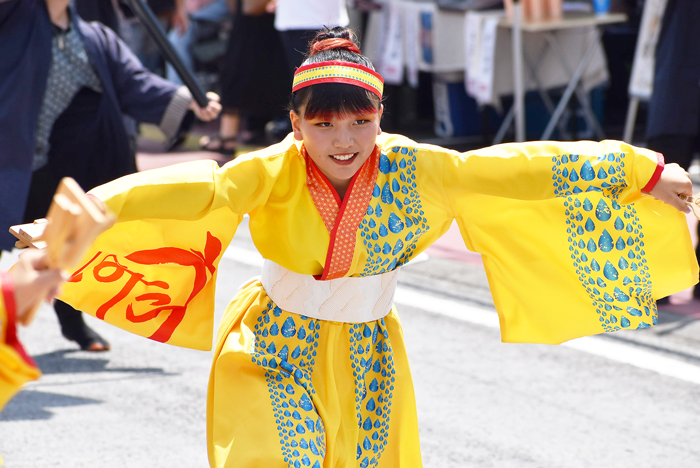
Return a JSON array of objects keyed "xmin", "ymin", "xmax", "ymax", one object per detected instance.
[{"xmin": 291, "ymin": 106, "xmax": 383, "ymax": 197}]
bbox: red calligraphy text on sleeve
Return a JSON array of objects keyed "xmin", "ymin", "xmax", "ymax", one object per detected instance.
[{"xmin": 68, "ymin": 232, "xmax": 223, "ymax": 343}]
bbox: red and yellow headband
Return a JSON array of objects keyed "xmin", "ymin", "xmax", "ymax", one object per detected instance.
[{"xmin": 292, "ymin": 60, "xmax": 384, "ymax": 98}]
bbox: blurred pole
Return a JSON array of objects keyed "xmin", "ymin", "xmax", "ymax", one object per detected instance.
[
  {"xmin": 623, "ymin": 96, "xmax": 639, "ymax": 143},
  {"xmin": 122, "ymin": 0, "xmax": 209, "ymax": 108},
  {"xmin": 512, "ymin": 0, "xmax": 526, "ymax": 142}
]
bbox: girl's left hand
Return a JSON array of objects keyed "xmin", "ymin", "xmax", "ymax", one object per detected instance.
[
  {"xmin": 10, "ymin": 249, "xmax": 68, "ymax": 320},
  {"xmin": 647, "ymin": 163, "xmax": 694, "ymax": 213},
  {"xmin": 189, "ymin": 92, "xmax": 222, "ymax": 122}
]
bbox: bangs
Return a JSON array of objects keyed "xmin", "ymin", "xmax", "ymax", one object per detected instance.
[{"xmin": 293, "ymin": 83, "xmax": 381, "ymax": 120}]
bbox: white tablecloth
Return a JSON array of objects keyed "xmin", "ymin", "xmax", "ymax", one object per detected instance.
[{"xmin": 362, "ymin": 2, "xmax": 610, "ymax": 106}]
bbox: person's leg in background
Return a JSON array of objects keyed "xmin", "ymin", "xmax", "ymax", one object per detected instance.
[
  {"xmin": 264, "ymin": 29, "xmax": 317, "ymax": 143},
  {"xmin": 22, "ymin": 154, "xmax": 110, "ymax": 352},
  {"xmin": 53, "ymin": 301, "xmax": 109, "ymax": 351},
  {"xmin": 199, "ymin": 109, "xmax": 240, "ymax": 156},
  {"xmin": 198, "ymin": 0, "xmax": 243, "ymax": 156}
]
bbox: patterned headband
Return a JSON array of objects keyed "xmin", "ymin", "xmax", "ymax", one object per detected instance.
[{"xmin": 292, "ymin": 60, "xmax": 384, "ymax": 98}]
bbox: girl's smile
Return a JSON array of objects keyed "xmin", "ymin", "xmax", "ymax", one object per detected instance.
[
  {"xmin": 330, "ymin": 152, "xmax": 357, "ymax": 162},
  {"xmin": 291, "ymin": 106, "xmax": 383, "ymax": 199}
]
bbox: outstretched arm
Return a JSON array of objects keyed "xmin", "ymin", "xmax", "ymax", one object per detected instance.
[
  {"xmin": 95, "ymin": 24, "xmax": 220, "ymax": 138},
  {"xmin": 438, "ymin": 140, "xmax": 674, "ymax": 207}
]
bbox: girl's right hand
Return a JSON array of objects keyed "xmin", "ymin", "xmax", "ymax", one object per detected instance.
[{"xmin": 647, "ymin": 163, "xmax": 694, "ymax": 214}]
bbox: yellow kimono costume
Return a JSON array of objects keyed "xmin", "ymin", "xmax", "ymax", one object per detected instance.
[
  {"xmin": 60, "ymin": 133, "xmax": 697, "ymax": 468},
  {"xmin": 0, "ymin": 273, "xmax": 41, "ymax": 409},
  {"xmin": 0, "ymin": 273, "xmax": 42, "ymax": 466}
]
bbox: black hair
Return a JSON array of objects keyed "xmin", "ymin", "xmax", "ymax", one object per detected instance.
[{"xmin": 289, "ymin": 27, "xmax": 383, "ymax": 119}]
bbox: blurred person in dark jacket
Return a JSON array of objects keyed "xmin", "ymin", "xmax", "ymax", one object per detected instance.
[
  {"xmin": 646, "ymin": 0, "xmax": 700, "ymax": 302},
  {"xmin": 0, "ymin": 0, "xmax": 221, "ymax": 350}
]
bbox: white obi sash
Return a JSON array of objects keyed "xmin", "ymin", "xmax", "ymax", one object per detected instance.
[{"xmin": 260, "ymin": 260, "xmax": 399, "ymax": 323}]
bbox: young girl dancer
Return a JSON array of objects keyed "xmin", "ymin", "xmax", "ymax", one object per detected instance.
[{"xmin": 59, "ymin": 27, "xmax": 696, "ymax": 468}]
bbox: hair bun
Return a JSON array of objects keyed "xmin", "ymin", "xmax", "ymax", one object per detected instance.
[{"xmin": 308, "ymin": 27, "xmax": 360, "ymax": 56}]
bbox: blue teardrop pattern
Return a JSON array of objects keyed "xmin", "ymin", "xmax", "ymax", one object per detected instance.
[
  {"xmin": 379, "ymin": 153, "xmax": 391, "ymax": 174},
  {"xmin": 614, "ymin": 216, "xmax": 625, "ymax": 231},
  {"xmin": 603, "ymin": 261, "xmax": 618, "ymax": 281},
  {"xmin": 580, "ymin": 160, "xmax": 595, "ymax": 181},
  {"xmin": 553, "ymin": 153, "xmax": 627, "ymax": 200},
  {"xmin": 595, "ymin": 199, "xmax": 611, "ymax": 221},
  {"xmin": 387, "ymin": 213, "xmax": 404, "ymax": 234},
  {"xmin": 585, "ymin": 218, "xmax": 596, "ymax": 232},
  {"xmin": 553, "ymin": 151, "xmax": 655, "ymax": 333},
  {"xmin": 360, "ymin": 147, "xmax": 428, "ymax": 276},
  {"xmin": 381, "ymin": 182, "xmax": 393, "ymax": 205},
  {"xmin": 615, "ymin": 237, "xmax": 625, "ymax": 251},
  {"xmin": 350, "ymin": 319, "xmax": 395, "ymax": 468},
  {"xmin": 252, "ymin": 301, "xmax": 325, "ymax": 466},
  {"xmin": 598, "ymin": 230, "xmax": 614, "ymax": 252}
]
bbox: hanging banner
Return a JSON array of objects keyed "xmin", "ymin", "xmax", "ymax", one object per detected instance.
[
  {"xmin": 465, "ymin": 11, "xmax": 501, "ymax": 106},
  {"xmin": 377, "ymin": 1, "xmax": 404, "ymax": 85},
  {"xmin": 628, "ymin": 0, "xmax": 668, "ymax": 100}
]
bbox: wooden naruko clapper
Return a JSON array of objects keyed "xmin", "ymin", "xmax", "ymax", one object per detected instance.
[{"xmin": 9, "ymin": 177, "xmax": 115, "ymax": 325}]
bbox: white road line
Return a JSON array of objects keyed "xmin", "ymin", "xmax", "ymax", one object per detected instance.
[
  {"xmin": 224, "ymin": 244, "xmax": 700, "ymax": 385},
  {"xmin": 393, "ymin": 287, "xmax": 500, "ymax": 329},
  {"xmin": 563, "ymin": 338, "xmax": 700, "ymax": 385}
]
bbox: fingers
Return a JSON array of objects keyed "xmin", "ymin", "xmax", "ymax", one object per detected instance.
[
  {"xmin": 672, "ymin": 196, "xmax": 692, "ymax": 214},
  {"xmin": 191, "ymin": 93, "xmax": 222, "ymax": 121},
  {"xmin": 199, "ymin": 104, "xmax": 222, "ymax": 121},
  {"xmin": 86, "ymin": 193, "xmax": 107, "ymax": 215},
  {"xmin": 33, "ymin": 268, "xmax": 67, "ymax": 293},
  {"xmin": 205, "ymin": 93, "xmax": 222, "ymax": 120},
  {"xmin": 648, "ymin": 163, "xmax": 695, "ymax": 213},
  {"xmin": 19, "ymin": 248, "xmax": 50, "ymax": 270},
  {"xmin": 10, "ymin": 251, "xmax": 68, "ymax": 319}
]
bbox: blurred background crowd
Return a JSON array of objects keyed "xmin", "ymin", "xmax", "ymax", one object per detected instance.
[{"xmin": 60, "ymin": 0, "xmax": 698, "ymax": 169}]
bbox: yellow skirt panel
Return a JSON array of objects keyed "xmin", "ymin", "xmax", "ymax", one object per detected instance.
[{"xmin": 207, "ymin": 279, "xmax": 422, "ymax": 468}]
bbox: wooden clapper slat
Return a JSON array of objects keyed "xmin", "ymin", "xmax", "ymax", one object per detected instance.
[
  {"xmin": 679, "ymin": 193, "xmax": 700, "ymax": 220},
  {"xmin": 9, "ymin": 178, "xmax": 115, "ymax": 325}
]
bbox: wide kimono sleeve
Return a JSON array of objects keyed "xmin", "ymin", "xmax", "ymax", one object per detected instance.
[
  {"xmin": 439, "ymin": 140, "xmax": 698, "ymax": 344},
  {"xmin": 0, "ymin": 272, "xmax": 41, "ymax": 410},
  {"xmin": 59, "ymin": 146, "xmax": 287, "ymax": 351}
]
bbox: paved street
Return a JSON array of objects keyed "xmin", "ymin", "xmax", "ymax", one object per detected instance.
[{"xmin": 2, "ymin": 138, "xmax": 700, "ymax": 467}]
